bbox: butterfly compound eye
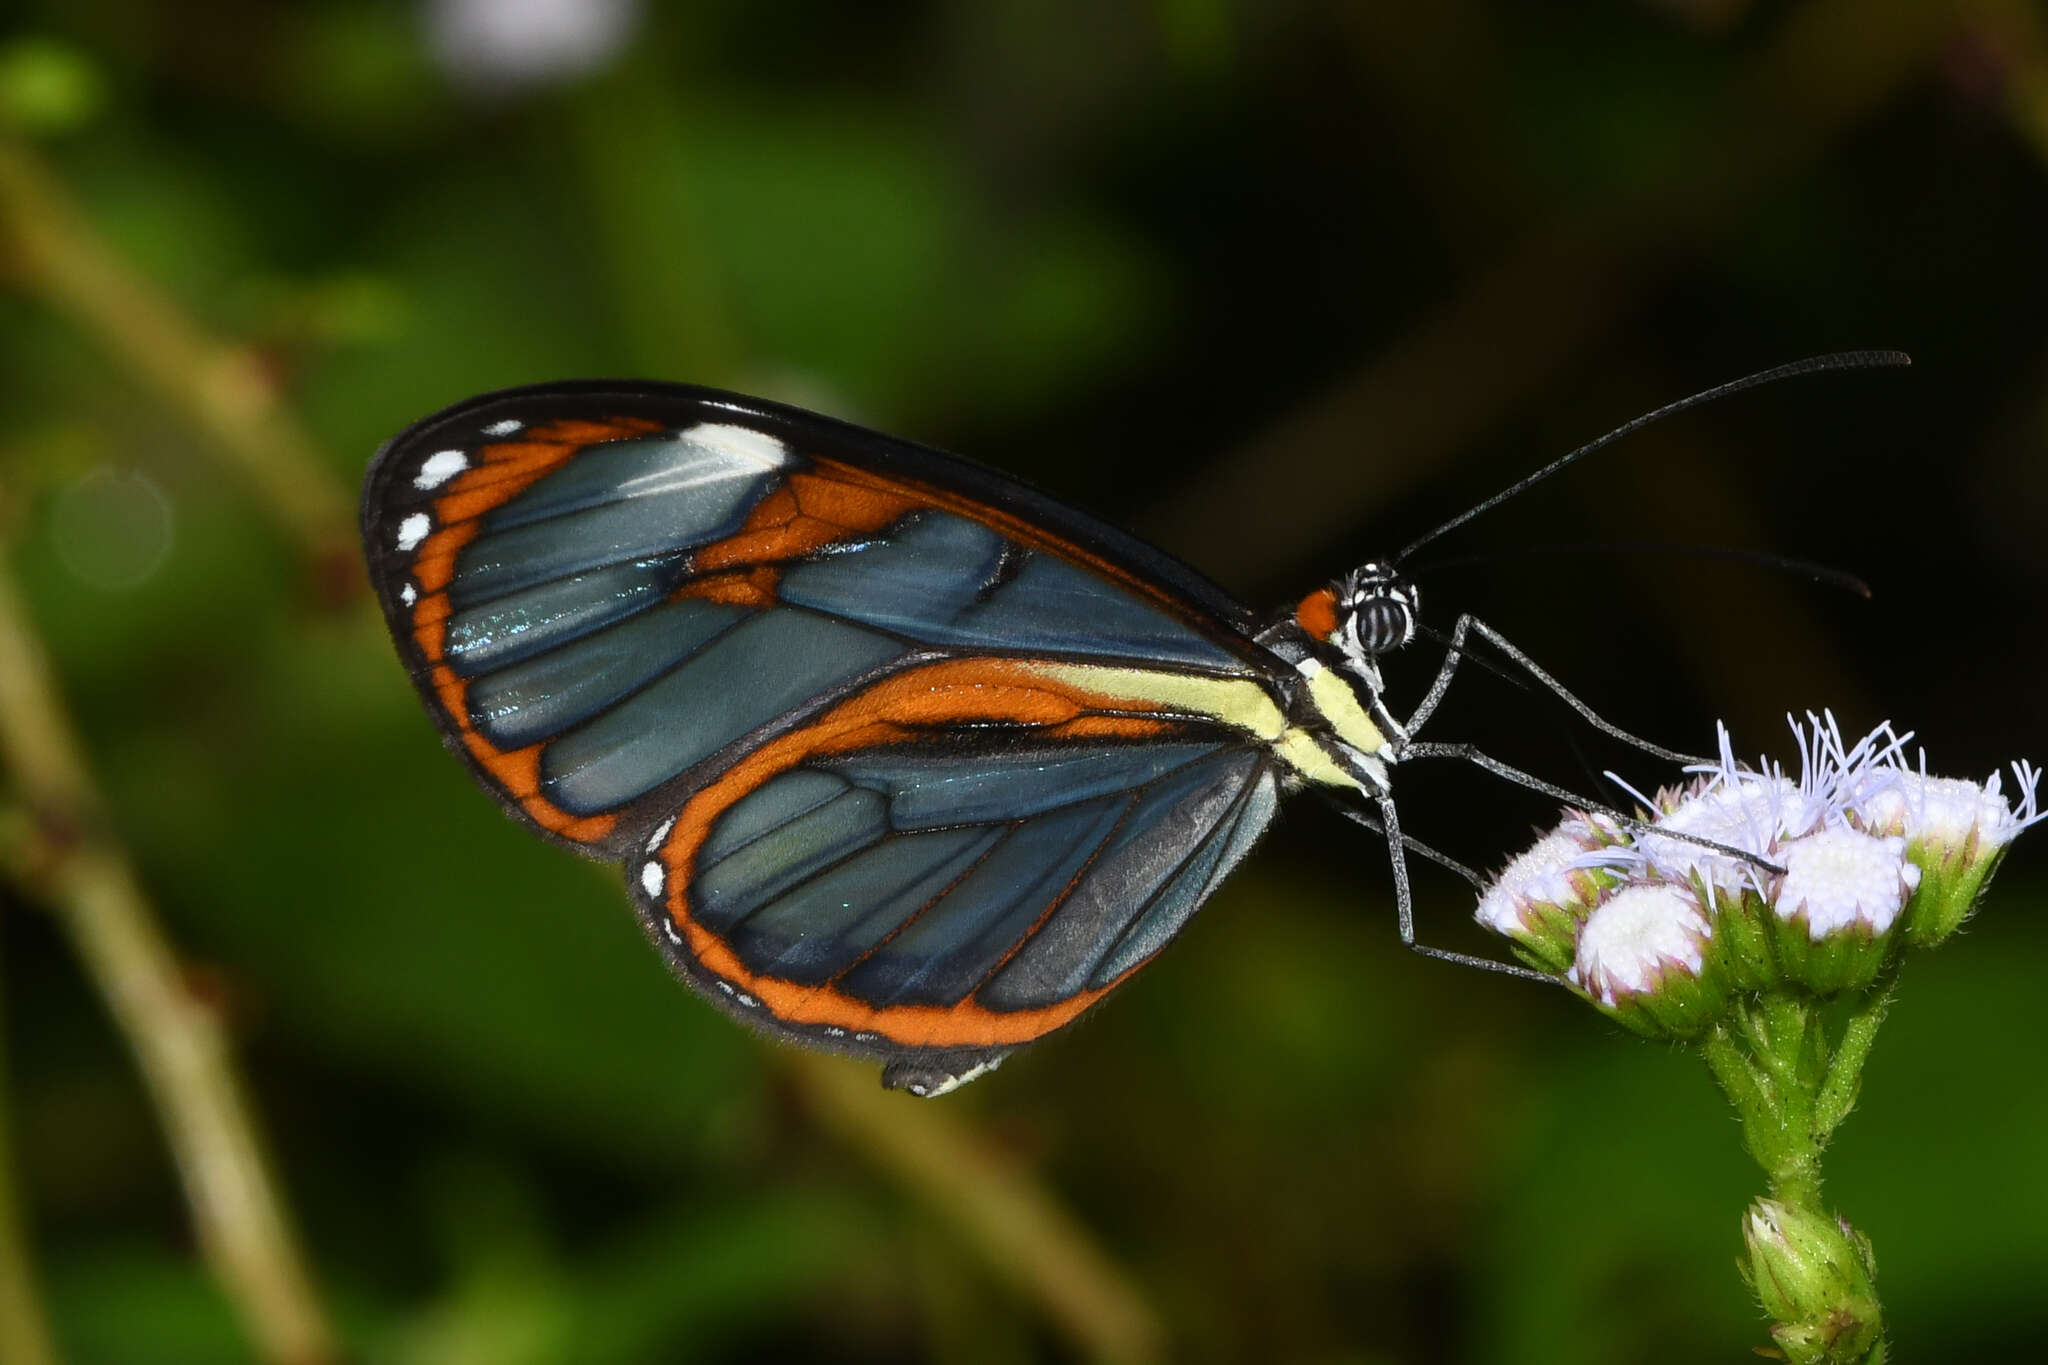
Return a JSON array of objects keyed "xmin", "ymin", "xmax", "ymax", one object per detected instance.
[
  {"xmin": 1334, "ymin": 563, "xmax": 1418, "ymax": 659},
  {"xmin": 1353, "ymin": 594, "xmax": 1415, "ymax": 655}
]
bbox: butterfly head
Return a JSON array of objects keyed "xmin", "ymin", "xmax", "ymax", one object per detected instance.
[{"xmin": 1294, "ymin": 561, "xmax": 1420, "ymax": 671}]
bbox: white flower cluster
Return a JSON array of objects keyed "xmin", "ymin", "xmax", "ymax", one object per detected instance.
[{"xmin": 1476, "ymin": 714, "xmax": 2041, "ymax": 1035}]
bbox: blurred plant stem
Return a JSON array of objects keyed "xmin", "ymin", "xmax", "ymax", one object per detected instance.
[
  {"xmin": 0, "ymin": 928, "xmax": 62, "ymax": 1365},
  {"xmin": 0, "ymin": 561, "xmax": 340, "ymax": 1365},
  {"xmin": 0, "ymin": 132, "xmax": 355, "ymax": 577},
  {"xmin": 793, "ymin": 1052, "xmax": 1164, "ymax": 1365}
]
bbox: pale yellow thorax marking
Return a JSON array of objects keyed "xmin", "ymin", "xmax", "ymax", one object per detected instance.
[
  {"xmin": 1271, "ymin": 731, "xmax": 1364, "ymax": 790},
  {"xmin": 1301, "ymin": 661, "xmax": 1386, "ymax": 755}
]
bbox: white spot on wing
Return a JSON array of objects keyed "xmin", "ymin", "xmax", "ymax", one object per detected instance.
[
  {"xmin": 661, "ymin": 920, "xmax": 681, "ymax": 944},
  {"xmin": 399, "ymin": 582, "xmax": 417, "ymax": 607},
  {"xmin": 683, "ymin": 421, "xmax": 787, "ymax": 473},
  {"xmin": 590, "ymin": 421, "xmax": 788, "ymax": 505},
  {"xmin": 413, "ymin": 449, "xmax": 469, "ymax": 490},
  {"xmin": 640, "ymin": 861, "xmax": 664, "ymax": 898},
  {"xmin": 482, "ymin": 418, "xmax": 524, "ymax": 436},
  {"xmin": 395, "ymin": 513, "xmax": 431, "ymax": 551},
  {"xmin": 645, "ymin": 817, "xmax": 676, "ymax": 852},
  {"xmin": 736, "ymin": 993, "xmax": 758, "ymax": 1008}
]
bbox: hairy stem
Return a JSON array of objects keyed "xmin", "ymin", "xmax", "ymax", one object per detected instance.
[
  {"xmin": 1815, "ymin": 980, "xmax": 1896, "ymax": 1140},
  {"xmin": 1708, "ymin": 988, "xmax": 1892, "ymax": 1362}
]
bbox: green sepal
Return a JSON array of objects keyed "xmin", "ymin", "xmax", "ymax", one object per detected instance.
[
  {"xmin": 1712, "ymin": 884, "xmax": 1783, "ymax": 992},
  {"xmin": 1502, "ymin": 899, "xmax": 1580, "ymax": 975},
  {"xmin": 1898, "ymin": 841, "xmax": 2006, "ymax": 950},
  {"xmin": 1496, "ymin": 863, "xmax": 1617, "ymax": 977},
  {"xmin": 1768, "ymin": 912, "xmax": 1892, "ymax": 997},
  {"xmin": 1584, "ymin": 948, "xmax": 1731, "ymax": 1041}
]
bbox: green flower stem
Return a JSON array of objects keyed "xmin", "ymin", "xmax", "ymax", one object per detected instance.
[
  {"xmin": 1815, "ymin": 978, "xmax": 1897, "ymax": 1139},
  {"xmin": 1700, "ymin": 1024, "xmax": 1770, "ymax": 1136},
  {"xmin": 1705, "ymin": 990, "xmax": 1890, "ymax": 1363},
  {"xmin": 1707, "ymin": 997, "xmax": 1824, "ymax": 1206}
]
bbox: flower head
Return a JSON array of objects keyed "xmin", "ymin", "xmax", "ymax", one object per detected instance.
[
  {"xmin": 1647, "ymin": 778, "xmax": 1791, "ymax": 895},
  {"xmin": 1776, "ymin": 827, "xmax": 1918, "ymax": 939},
  {"xmin": 1474, "ymin": 812, "xmax": 1616, "ymax": 973},
  {"xmin": 1568, "ymin": 884, "xmax": 1725, "ymax": 1038},
  {"xmin": 1640, "ymin": 768, "xmax": 1816, "ymax": 894},
  {"xmin": 1850, "ymin": 761, "xmax": 2037, "ymax": 845},
  {"xmin": 1770, "ymin": 826, "xmax": 1921, "ymax": 993},
  {"xmin": 1843, "ymin": 746, "xmax": 2042, "ymax": 949},
  {"xmin": 1473, "ymin": 713, "xmax": 2039, "ymax": 1004}
]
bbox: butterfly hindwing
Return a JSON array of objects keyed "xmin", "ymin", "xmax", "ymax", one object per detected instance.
[
  {"xmin": 630, "ymin": 659, "xmax": 1281, "ymax": 1069},
  {"xmin": 362, "ymin": 382, "xmax": 1291, "ymax": 1072}
]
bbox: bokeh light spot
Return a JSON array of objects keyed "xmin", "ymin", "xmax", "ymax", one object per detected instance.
[{"xmin": 50, "ymin": 467, "xmax": 175, "ymax": 591}]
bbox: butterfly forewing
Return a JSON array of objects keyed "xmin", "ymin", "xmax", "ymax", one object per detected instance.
[{"xmin": 362, "ymin": 382, "xmax": 1289, "ymax": 1079}]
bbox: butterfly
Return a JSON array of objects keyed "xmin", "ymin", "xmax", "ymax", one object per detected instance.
[{"xmin": 361, "ymin": 357, "xmax": 1902, "ymax": 1095}]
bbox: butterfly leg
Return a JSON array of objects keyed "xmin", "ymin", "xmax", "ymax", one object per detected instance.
[
  {"xmin": 1350, "ymin": 795, "xmax": 1559, "ymax": 985},
  {"xmin": 1319, "ymin": 792, "xmax": 1483, "ymax": 890},
  {"xmin": 1402, "ymin": 741, "xmax": 1784, "ymax": 875},
  {"xmin": 1405, "ymin": 614, "xmax": 1705, "ymax": 765}
]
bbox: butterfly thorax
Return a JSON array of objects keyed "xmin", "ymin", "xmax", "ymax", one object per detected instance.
[{"xmin": 1255, "ymin": 592, "xmax": 1409, "ymax": 798}]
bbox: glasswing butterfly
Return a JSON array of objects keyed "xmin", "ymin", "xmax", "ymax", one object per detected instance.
[{"xmin": 361, "ymin": 355, "xmax": 1903, "ymax": 1095}]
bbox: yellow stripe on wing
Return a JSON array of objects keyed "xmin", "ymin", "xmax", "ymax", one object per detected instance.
[
  {"xmin": 1021, "ymin": 663, "xmax": 1286, "ymax": 738},
  {"xmin": 1023, "ymin": 660, "xmax": 1383, "ymax": 795}
]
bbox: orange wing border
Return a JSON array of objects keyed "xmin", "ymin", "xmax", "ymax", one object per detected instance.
[{"xmin": 633, "ymin": 657, "xmax": 1268, "ymax": 1058}]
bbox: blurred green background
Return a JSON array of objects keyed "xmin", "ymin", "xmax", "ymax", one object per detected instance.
[{"xmin": 3, "ymin": 1, "xmax": 2046, "ymax": 1362}]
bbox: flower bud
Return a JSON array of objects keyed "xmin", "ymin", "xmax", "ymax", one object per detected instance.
[
  {"xmin": 1768, "ymin": 827, "xmax": 1919, "ymax": 995},
  {"xmin": 1634, "ymin": 730, "xmax": 1822, "ymax": 900},
  {"xmin": 1851, "ymin": 764, "xmax": 2043, "ymax": 950},
  {"xmin": 1568, "ymin": 884, "xmax": 1726, "ymax": 1039},
  {"xmin": 1474, "ymin": 813, "xmax": 1616, "ymax": 974},
  {"xmin": 1741, "ymin": 1199, "xmax": 1881, "ymax": 1364}
]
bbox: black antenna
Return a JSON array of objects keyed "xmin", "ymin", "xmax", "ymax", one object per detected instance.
[
  {"xmin": 1391, "ymin": 350, "xmax": 1912, "ymax": 566},
  {"xmin": 1412, "ymin": 542, "xmax": 1873, "ymax": 599}
]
